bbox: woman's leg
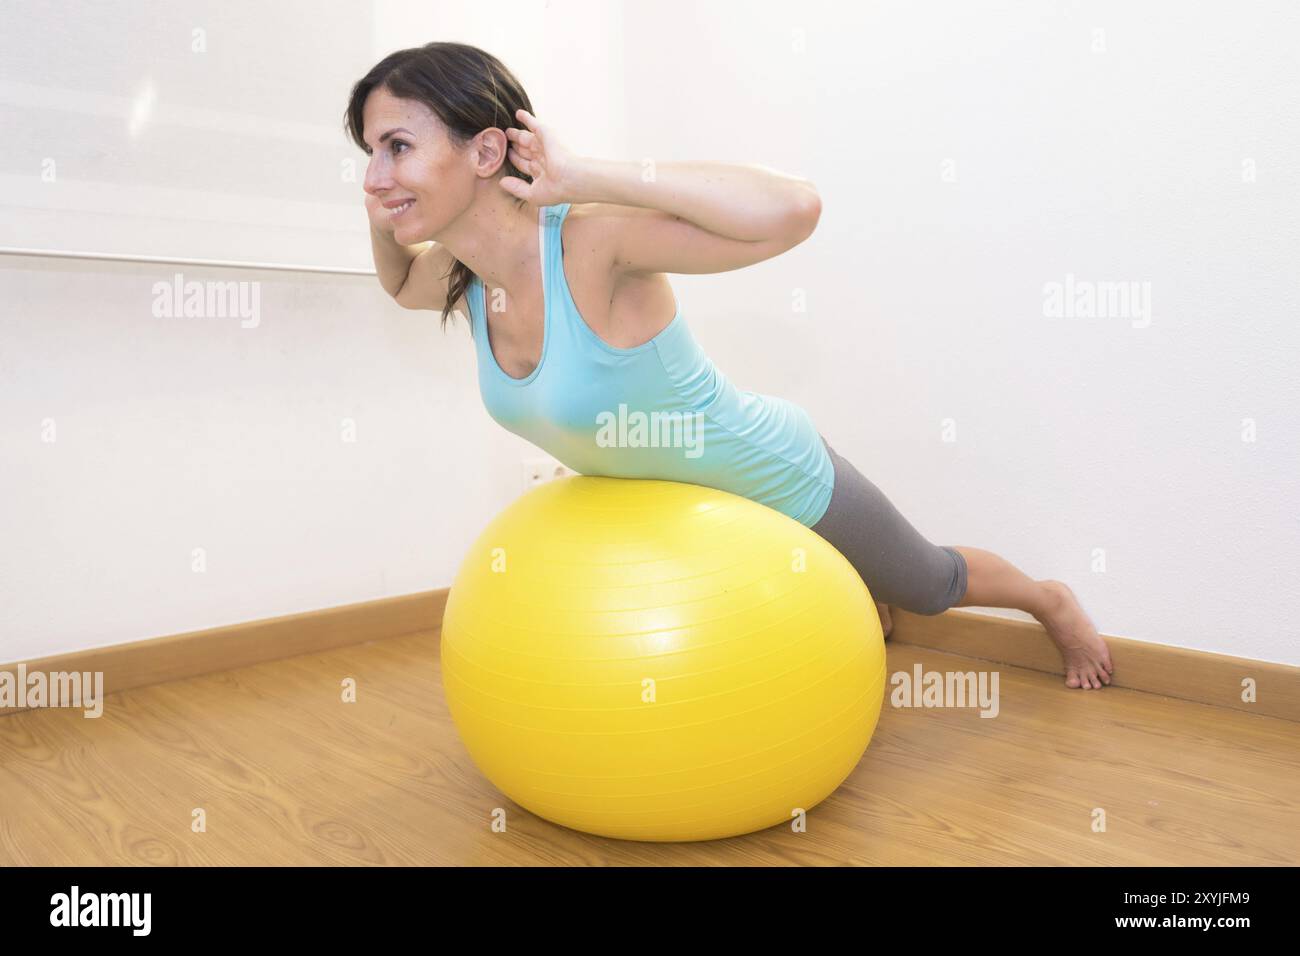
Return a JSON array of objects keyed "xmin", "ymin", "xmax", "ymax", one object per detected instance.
[
  {"xmin": 810, "ymin": 438, "xmax": 969, "ymax": 617},
  {"xmin": 952, "ymin": 546, "xmax": 1054, "ymax": 617},
  {"xmin": 810, "ymin": 436, "xmax": 1114, "ymax": 689},
  {"xmin": 951, "ymin": 546, "xmax": 1114, "ymax": 689}
]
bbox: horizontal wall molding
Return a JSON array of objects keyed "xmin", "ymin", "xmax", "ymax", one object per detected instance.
[
  {"xmin": 1, "ymin": 591, "xmax": 446, "ymax": 717},
  {"xmin": 892, "ymin": 608, "xmax": 1300, "ymax": 723},
  {"xmin": 4, "ymin": 593, "xmax": 1296, "ymax": 724},
  {"xmin": 0, "ymin": 246, "xmax": 376, "ymax": 276}
]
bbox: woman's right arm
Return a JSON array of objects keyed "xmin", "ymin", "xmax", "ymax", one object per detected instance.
[
  {"xmin": 370, "ymin": 223, "xmax": 428, "ymax": 298},
  {"xmin": 366, "ymin": 194, "xmax": 451, "ymax": 309}
]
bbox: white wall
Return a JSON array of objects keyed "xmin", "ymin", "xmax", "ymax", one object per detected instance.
[
  {"xmin": 3, "ymin": 0, "xmax": 1297, "ymax": 665},
  {"xmin": 618, "ymin": 0, "xmax": 1300, "ymax": 663}
]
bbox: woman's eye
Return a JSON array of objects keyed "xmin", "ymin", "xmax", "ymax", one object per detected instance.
[{"xmin": 391, "ymin": 141, "xmax": 408, "ymax": 154}]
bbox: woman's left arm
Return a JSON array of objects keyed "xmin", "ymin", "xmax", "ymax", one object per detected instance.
[
  {"xmin": 503, "ymin": 109, "xmax": 821, "ymax": 274},
  {"xmin": 568, "ymin": 157, "xmax": 821, "ymax": 242}
]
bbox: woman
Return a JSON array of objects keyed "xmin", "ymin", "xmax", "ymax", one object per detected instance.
[{"xmin": 344, "ymin": 42, "xmax": 1114, "ymax": 690}]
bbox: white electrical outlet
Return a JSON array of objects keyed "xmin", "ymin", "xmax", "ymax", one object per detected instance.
[{"xmin": 522, "ymin": 457, "xmax": 576, "ymax": 492}]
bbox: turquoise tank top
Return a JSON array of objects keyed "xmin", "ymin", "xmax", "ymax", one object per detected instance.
[{"xmin": 468, "ymin": 202, "xmax": 835, "ymax": 527}]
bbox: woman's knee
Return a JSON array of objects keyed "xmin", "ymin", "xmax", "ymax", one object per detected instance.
[{"xmin": 878, "ymin": 546, "xmax": 967, "ymax": 616}]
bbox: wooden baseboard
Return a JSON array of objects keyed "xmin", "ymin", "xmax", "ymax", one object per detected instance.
[
  {"xmin": 891, "ymin": 608, "xmax": 1300, "ymax": 723},
  {"xmin": 5, "ymin": 591, "xmax": 1296, "ymax": 724},
  {"xmin": 1, "ymin": 591, "xmax": 447, "ymax": 717}
]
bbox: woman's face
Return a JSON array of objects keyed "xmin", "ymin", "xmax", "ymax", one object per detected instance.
[{"xmin": 361, "ymin": 88, "xmax": 469, "ymax": 243}]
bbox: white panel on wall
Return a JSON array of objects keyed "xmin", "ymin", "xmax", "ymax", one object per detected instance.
[
  {"xmin": 0, "ymin": 0, "xmax": 380, "ymax": 269},
  {"xmin": 0, "ymin": 0, "xmax": 627, "ymax": 272}
]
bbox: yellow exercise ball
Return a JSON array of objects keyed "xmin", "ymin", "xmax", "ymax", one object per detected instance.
[{"xmin": 440, "ymin": 476, "xmax": 886, "ymax": 842}]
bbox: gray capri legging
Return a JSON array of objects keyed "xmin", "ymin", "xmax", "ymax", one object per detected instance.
[{"xmin": 808, "ymin": 434, "xmax": 968, "ymax": 615}]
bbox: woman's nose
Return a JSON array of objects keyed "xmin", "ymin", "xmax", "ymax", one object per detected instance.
[{"xmin": 363, "ymin": 161, "xmax": 390, "ymax": 193}]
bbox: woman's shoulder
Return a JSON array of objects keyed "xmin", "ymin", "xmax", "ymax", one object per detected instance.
[
  {"xmin": 559, "ymin": 204, "xmax": 680, "ymax": 349},
  {"xmin": 559, "ymin": 201, "xmax": 615, "ymax": 243}
]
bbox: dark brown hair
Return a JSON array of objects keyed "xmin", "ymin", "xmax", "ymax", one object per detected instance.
[{"xmin": 343, "ymin": 42, "xmax": 534, "ymax": 332}]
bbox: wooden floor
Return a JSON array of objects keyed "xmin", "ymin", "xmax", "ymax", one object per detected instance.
[{"xmin": 1, "ymin": 628, "xmax": 1297, "ymax": 866}]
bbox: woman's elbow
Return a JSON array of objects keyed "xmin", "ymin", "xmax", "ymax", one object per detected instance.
[{"xmin": 788, "ymin": 185, "xmax": 822, "ymax": 240}]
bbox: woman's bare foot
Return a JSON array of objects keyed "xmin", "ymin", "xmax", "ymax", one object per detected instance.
[
  {"xmin": 876, "ymin": 601, "xmax": 893, "ymax": 640},
  {"xmin": 1036, "ymin": 581, "xmax": 1113, "ymax": 689}
]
